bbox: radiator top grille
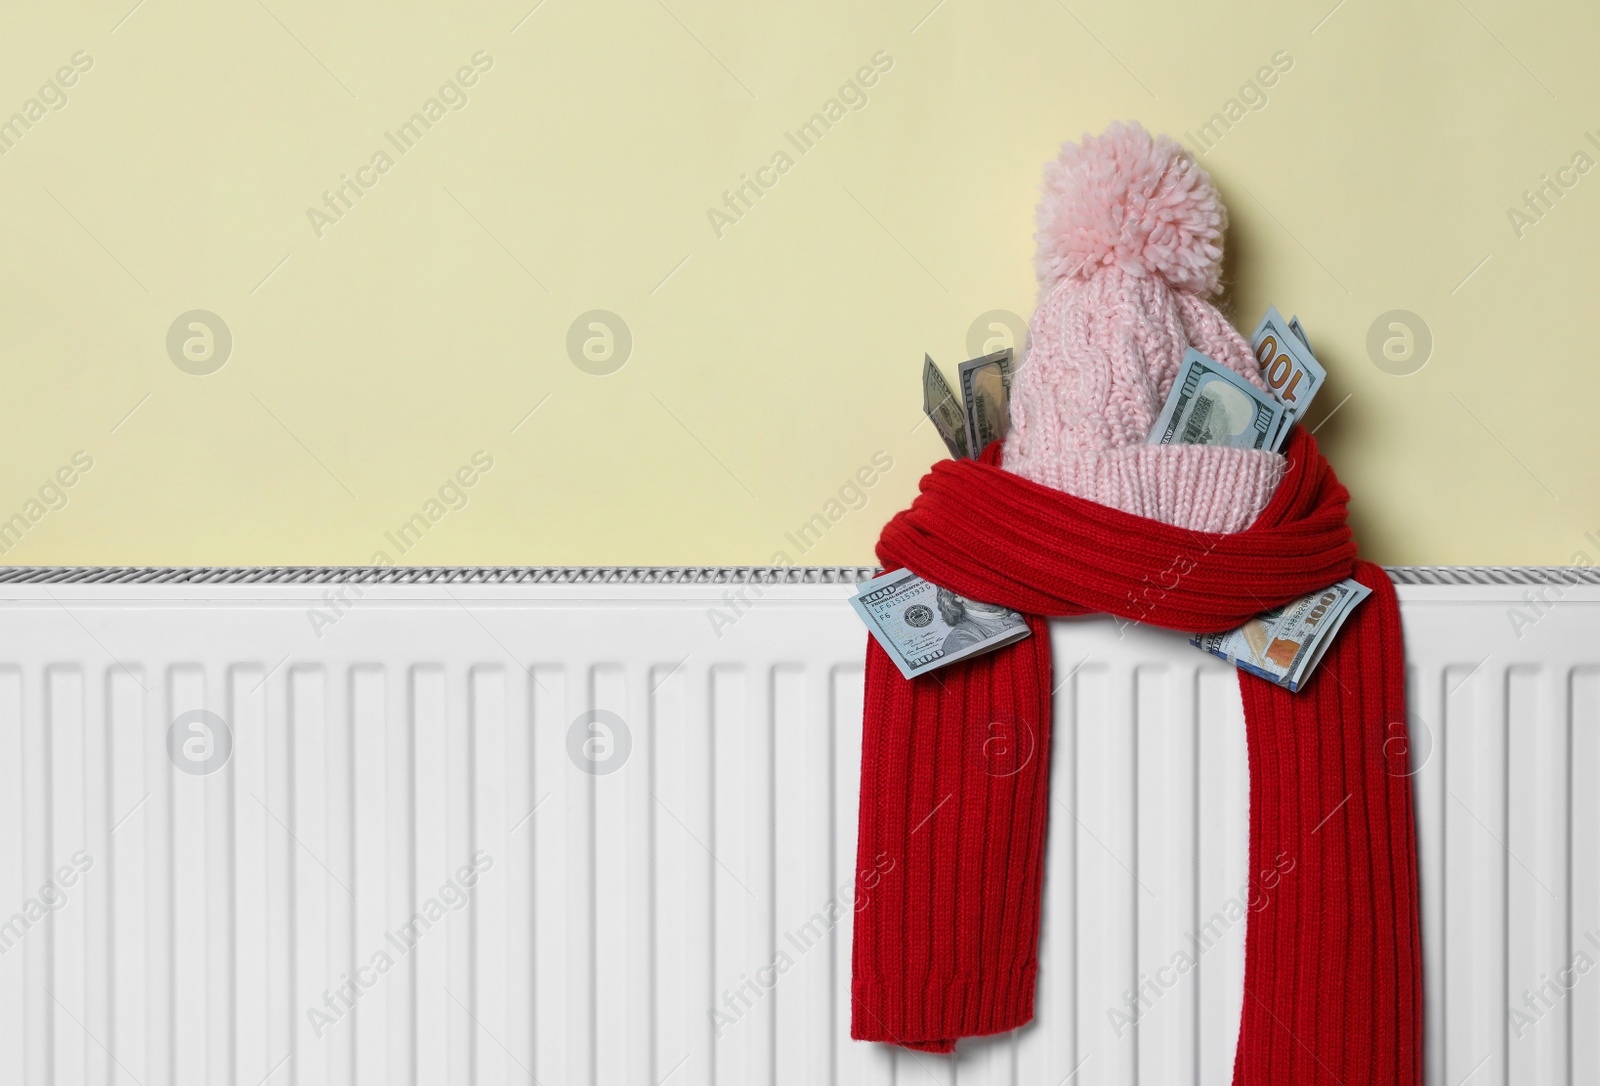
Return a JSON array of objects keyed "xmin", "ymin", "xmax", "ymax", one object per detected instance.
[{"xmin": 0, "ymin": 564, "xmax": 1591, "ymax": 585}]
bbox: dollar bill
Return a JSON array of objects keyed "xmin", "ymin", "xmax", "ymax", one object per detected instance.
[
  {"xmin": 1190, "ymin": 578, "xmax": 1372, "ymax": 693},
  {"xmin": 1288, "ymin": 314, "xmax": 1312, "ymax": 355},
  {"xmin": 922, "ymin": 354, "xmax": 970, "ymax": 460},
  {"xmin": 957, "ymin": 347, "xmax": 1013, "ymax": 457},
  {"xmin": 1147, "ymin": 348, "xmax": 1286, "ymax": 451},
  {"xmin": 850, "ymin": 567, "xmax": 1031, "ymax": 679},
  {"xmin": 1250, "ymin": 305, "xmax": 1326, "ymax": 449}
]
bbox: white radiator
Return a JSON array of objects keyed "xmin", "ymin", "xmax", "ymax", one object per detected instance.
[{"xmin": 0, "ymin": 567, "xmax": 1594, "ymax": 1086}]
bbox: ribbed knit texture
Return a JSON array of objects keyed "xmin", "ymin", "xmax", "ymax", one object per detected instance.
[
  {"xmin": 850, "ymin": 430, "xmax": 1423, "ymax": 1081},
  {"xmin": 1025, "ymin": 442, "xmax": 1285, "ymax": 533}
]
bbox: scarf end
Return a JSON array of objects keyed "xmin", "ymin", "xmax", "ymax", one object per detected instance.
[{"xmin": 850, "ymin": 961, "xmax": 1038, "ymax": 1053}]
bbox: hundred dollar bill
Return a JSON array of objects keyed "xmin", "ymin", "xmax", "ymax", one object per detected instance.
[
  {"xmin": 922, "ymin": 355, "xmax": 970, "ymax": 460},
  {"xmin": 1190, "ymin": 578, "xmax": 1372, "ymax": 693},
  {"xmin": 1250, "ymin": 305, "xmax": 1326, "ymax": 449},
  {"xmin": 850, "ymin": 567, "xmax": 1030, "ymax": 679},
  {"xmin": 957, "ymin": 347, "xmax": 1013, "ymax": 458},
  {"xmin": 1147, "ymin": 348, "xmax": 1286, "ymax": 450},
  {"xmin": 1288, "ymin": 314, "xmax": 1312, "ymax": 354}
]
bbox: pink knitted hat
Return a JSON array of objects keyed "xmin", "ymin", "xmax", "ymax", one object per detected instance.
[{"xmin": 1001, "ymin": 122, "xmax": 1285, "ymax": 534}]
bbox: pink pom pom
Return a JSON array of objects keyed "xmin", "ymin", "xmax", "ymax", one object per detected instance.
[{"xmin": 1034, "ymin": 121, "xmax": 1226, "ymax": 298}]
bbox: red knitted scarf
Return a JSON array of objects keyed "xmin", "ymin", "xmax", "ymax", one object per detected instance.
[{"xmin": 851, "ymin": 428, "xmax": 1422, "ymax": 1083}]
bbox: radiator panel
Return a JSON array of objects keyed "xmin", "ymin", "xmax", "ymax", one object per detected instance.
[{"xmin": 0, "ymin": 579, "xmax": 1591, "ymax": 1086}]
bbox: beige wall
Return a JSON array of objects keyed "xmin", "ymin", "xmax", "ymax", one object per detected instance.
[{"xmin": 1, "ymin": 1, "xmax": 1595, "ymax": 567}]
